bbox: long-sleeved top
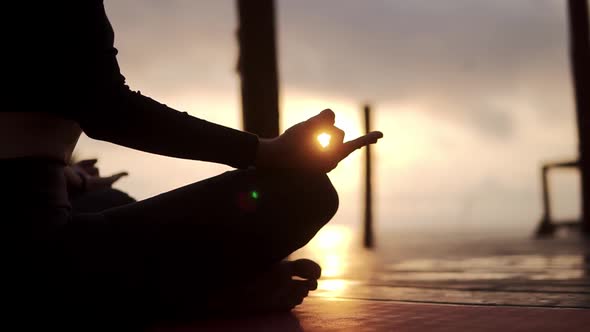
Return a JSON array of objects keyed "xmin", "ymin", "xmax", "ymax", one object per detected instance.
[{"xmin": 7, "ymin": 0, "xmax": 258, "ymax": 169}]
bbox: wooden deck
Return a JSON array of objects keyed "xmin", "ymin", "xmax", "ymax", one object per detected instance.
[
  {"xmin": 155, "ymin": 297, "xmax": 590, "ymax": 331},
  {"xmin": 152, "ymin": 227, "xmax": 590, "ymax": 331}
]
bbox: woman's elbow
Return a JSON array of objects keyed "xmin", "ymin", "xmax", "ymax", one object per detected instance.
[{"xmin": 79, "ymin": 118, "xmax": 113, "ymax": 142}]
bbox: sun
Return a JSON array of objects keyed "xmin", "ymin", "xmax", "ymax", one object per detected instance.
[{"xmin": 317, "ymin": 133, "xmax": 331, "ymax": 148}]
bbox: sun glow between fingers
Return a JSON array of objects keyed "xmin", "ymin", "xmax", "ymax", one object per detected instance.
[{"xmin": 317, "ymin": 133, "xmax": 331, "ymax": 148}]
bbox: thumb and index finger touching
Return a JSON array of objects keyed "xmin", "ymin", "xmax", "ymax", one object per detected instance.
[
  {"xmin": 76, "ymin": 158, "xmax": 100, "ymax": 176},
  {"xmin": 76, "ymin": 159, "xmax": 129, "ymax": 187},
  {"xmin": 309, "ymin": 108, "xmax": 383, "ymax": 158},
  {"xmin": 77, "ymin": 159, "xmax": 98, "ymax": 167}
]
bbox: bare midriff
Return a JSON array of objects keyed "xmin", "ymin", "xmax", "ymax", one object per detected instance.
[{"xmin": 0, "ymin": 112, "xmax": 82, "ymax": 163}]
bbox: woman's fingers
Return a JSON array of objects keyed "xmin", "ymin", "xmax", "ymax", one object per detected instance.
[
  {"xmin": 87, "ymin": 167, "xmax": 99, "ymax": 176},
  {"xmin": 278, "ymin": 108, "xmax": 382, "ymax": 173},
  {"xmin": 307, "ymin": 109, "xmax": 335, "ymax": 126},
  {"xmin": 85, "ymin": 172, "xmax": 129, "ymax": 191},
  {"xmin": 77, "ymin": 159, "xmax": 98, "ymax": 167},
  {"xmin": 338, "ymin": 131, "xmax": 383, "ymax": 160},
  {"xmin": 96, "ymin": 172, "xmax": 129, "ymax": 187},
  {"xmin": 327, "ymin": 126, "xmax": 345, "ymax": 145},
  {"xmin": 77, "ymin": 159, "xmax": 100, "ymax": 175},
  {"xmin": 108, "ymin": 172, "xmax": 129, "ymax": 183}
]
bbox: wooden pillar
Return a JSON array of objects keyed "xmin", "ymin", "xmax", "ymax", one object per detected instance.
[
  {"xmin": 541, "ymin": 166, "xmax": 552, "ymax": 222},
  {"xmin": 364, "ymin": 105, "xmax": 375, "ymax": 248},
  {"xmin": 567, "ymin": 0, "xmax": 590, "ymax": 233},
  {"xmin": 236, "ymin": 0, "xmax": 280, "ymax": 138},
  {"xmin": 536, "ymin": 165, "xmax": 556, "ymax": 236}
]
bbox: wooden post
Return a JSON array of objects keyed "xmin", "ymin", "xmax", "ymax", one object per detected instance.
[
  {"xmin": 236, "ymin": 0, "xmax": 280, "ymax": 138},
  {"xmin": 567, "ymin": 0, "xmax": 590, "ymax": 234},
  {"xmin": 541, "ymin": 166, "xmax": 552, "ymax": 222},
  {"xmin": 536, "ymin": 165, "xmax": 556, "ymax": 236},
  {"xmin": 364, "ymin": 105, "xmax": 375, "ymax": 248}
]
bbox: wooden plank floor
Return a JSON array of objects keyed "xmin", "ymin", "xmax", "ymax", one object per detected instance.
[
  {"xmin": 152, "ymin": 228, "xmax": 590, "ymax": 331},
  {"xmin": 156, "ymin": 297, "xmax": 590, "ymax": 332}
]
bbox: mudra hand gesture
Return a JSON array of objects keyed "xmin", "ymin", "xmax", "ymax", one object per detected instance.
[
  {"xmin": 69, "ymin": 159, "xmax": 128, "ymax": 192},
  {"xmin": 256, "ymin": 109, "xmax": 383, "ymax": 173}
]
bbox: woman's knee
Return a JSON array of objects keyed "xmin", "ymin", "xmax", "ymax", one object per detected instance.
[
  {"xmin": 270, "ymin": 171, "xmax": 339, "ymax": 243},
  {"xmin": 297, "ymin": 173, "xmax": 339, "ymax": 225},
  {"xmin": 226, "ymin": 168, "xmax": 339, "ymax": 231}
]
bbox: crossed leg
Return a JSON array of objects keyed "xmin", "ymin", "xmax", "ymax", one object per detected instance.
[{"xmin": 64, "ymin": 168, "xmax": 339, "ymax": 322}]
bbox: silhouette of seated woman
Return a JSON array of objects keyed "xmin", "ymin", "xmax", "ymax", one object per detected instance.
[{"xmin": 1, "ymin": 0, "xmax": 382, "ymax": 326}]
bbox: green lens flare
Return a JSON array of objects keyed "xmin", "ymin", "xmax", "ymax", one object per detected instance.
[{"xmin": 250, "ymin": 190, "xmax": 259, "ymax": 200}]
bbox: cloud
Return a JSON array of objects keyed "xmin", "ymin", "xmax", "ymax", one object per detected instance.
[
  {"xmin": 277, "ymin": 0, "xmax": 572, "ymax": 137},
  {"xmin": 106, "ymin": 0, "xmax": 574, "ymax": 140}
]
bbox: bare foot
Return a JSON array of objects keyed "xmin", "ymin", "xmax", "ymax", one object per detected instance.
[{"xmin": 207, "ymin": 259, "xmax": 321, "ymax": 314}]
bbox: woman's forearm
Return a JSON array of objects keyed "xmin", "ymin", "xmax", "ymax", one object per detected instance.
[{"xmin": 79, "ymin": 88, "xmax": 259, "ymax": 169}]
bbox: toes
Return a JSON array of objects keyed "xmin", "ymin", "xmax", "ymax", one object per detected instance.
[
  {"xmin": 307, "ymin": 278, "xmax": 318, "ymax": 291},
  {"xmin": 290, "ymin": 259, "xmax": 322, "ymax": 280},
  {"xmin": 286, "ymin": 282, "xmax": 309, "ymax": 308},
  {"xmin": 292, "ymin": 281, "xmax": 310, "ymax": 298},
  {"xmin": 208, "ymin": 261, "xmax": 319, "ymax": 315},
  {"xmin": 293, "ymin": 278, "xmax": 317, "ymax": 291}
]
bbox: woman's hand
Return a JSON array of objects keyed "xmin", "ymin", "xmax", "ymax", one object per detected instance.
[
  {"xmin": 68, "ymin": 159, "xmax": 128, "ymax": 192},
  {"xmin": 255, "ymin": 109, "xmax": 383, "ymax": 173}
]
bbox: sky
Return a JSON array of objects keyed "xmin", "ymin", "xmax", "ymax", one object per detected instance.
[{"xmin": 77, "ymin": 0, "xmax": 581, "ymax": 235}]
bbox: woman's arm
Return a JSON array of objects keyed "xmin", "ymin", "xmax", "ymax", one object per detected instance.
[
  {"xmin": 73, "ymin": 2, "xmax": 258, "ymax": 169},
  {"xmin": 74, "ymin": 2, "xmax": 380, "ymax": 171},
  {"xmin": 64, "ymin": 159, "xmax": 128, "ymax": 198},
  {"xmin": 78, "ymin": 84, "xmax": 259, "ymax": 169}
]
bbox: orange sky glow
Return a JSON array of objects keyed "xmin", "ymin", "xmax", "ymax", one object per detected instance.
[{"xmin": 77, "ymin": 0, "xmax": 580, "ymax": 235}]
